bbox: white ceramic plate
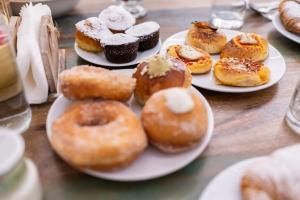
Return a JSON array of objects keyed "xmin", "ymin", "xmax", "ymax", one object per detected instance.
[
  {"xmin": 273, "ymin": 14, "xmax": 300, "ymax": 44},
  {"xmin": 74, "ymin": 39, "xmax": 161, "ymax": 67},
  {"xmin": 199, "ymin": 158, "xmax": 259, "ymax": 200},
  {"xmin": 161, "ymin": 29, "xmax": 286, "ymax": 93},
  {"xmin": 46, "ymin": 69, "xmax": 214, "ymax": 181}
]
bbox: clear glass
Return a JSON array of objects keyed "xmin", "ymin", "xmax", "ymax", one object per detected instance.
[
  {"xmin": 210, "ymin": 0, "xmax": 247, "ymax": 29},
  {"xmin": 0, "ymin": 15, "xmax": 31, "ymax": 133},
  {"xmin": 286, "ymin": 80, "xmax": 300, "ymax": 135},
  {"xmin": 114, "ymin": 0, "xmax": 147, "ymax": 19},
  {"xmin": 248, "ymin": 0, "xmax": 279, "ymax": 20}
]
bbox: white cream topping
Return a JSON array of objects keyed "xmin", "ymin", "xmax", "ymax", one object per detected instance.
[
  {"xmin": 75, "ymin": 17, "xmax": 113, "ymax": 41},
  {"xmin": 125, "ymin": 21, "xmax": 160, "ymax": 37},
  {"xmin": 99, "ymin": 5, "xmax": 136, "ymax": 31},
  {"xmin": 178, "ymin": 45, "xmax": 204, "ymax": 60},
  {"xmin": 239, "ymin": 33, "xmax": 258, "ymax": 44},
  {"xmin": 102, "ymin": 33, "xmax": 138, "ymax": 46},
  {"xmin": 164, "ymin": 88, "xmax": 194, "ymax": 114}
]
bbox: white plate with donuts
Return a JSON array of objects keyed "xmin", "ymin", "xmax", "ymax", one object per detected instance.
[
  {"xmin": 272, "ymin": 14, "xmax": 300, "ymax": 44},
  {"xmin": 74, "ymin": 39, "xmax": 161, "ymax": 67},
  {"xmin": 160, "ymin": 29, "xmax": 286, "ymax": 93},
  {"xmin": 46, "ymin": 69, "xmax": 214, "ymax": 181},
  {"xmin": 199, "ymin": 158, "xmax": 258, "ymax": 200}
]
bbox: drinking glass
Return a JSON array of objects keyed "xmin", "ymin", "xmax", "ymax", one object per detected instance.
[
  {"xmin": 114, "ymin": 0, "xmax": 147, "ymax": 19},
  {"xmin": 0, "ymin": 15, "xmax": 31, "ymax": 133},
  {"xmin": 210, "ymin": 0, "xmax": 247, "ymax": 29},
  {"xmin": 249, "ymin": 0, "xmax": 279, "ymax": 20},
  {"xmin": 286, "ymin": 80, "xmax": 300, "ymax": 135}
]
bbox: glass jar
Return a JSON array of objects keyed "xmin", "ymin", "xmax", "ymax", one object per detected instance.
[{"xmin": 0, "ymin": 129, "xmax": 42, "ymax": 200}]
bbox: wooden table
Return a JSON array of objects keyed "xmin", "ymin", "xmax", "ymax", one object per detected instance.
[{"xmin": 23, "ymin": 1, "xmax": 300, "ymax": 200}]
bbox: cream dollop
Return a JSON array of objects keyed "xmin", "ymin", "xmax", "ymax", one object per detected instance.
[
  {"xmin": 146, "ymin": 55, "xmax": 172, "ymax": 78},
  {"xmin": 239, "ymin": 33, "xmax": 258, "ymax": 44},
  {"xmin": 164, "ymin": 88, "xmax": 194, "ymax": 114},
  {"xmin": 178, "ymin": 45, "xmax": 204, "ymax": 60}
]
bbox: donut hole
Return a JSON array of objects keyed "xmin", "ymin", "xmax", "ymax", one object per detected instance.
[{"xmin": 78, "ymin": 110, "xmax": 116, "ymax": 127}]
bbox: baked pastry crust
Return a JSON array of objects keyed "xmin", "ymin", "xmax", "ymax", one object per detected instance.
[
  {"xmin": 214, "ymin": 57, "xmax": 270, "ymax": 87},
  {"xmin": 221, "ymin": 33, "xmax": 269, "ymax": 62},
  {"xmin": 59, "ymin": 65, "xmax": 136, "ymax": 101},
  {"xmin": 167, "ymin": 44, "xmax": 212, "ymax": 74},
  {"xmin": 241, "ymin": 144, "xmax": 300, "ymax": 200},
  {"xmin": 279, "ymin": 0, "xmax": 300, "ymax": 35},
  {"xmin": 141, "ymin": 88, "xmax": 208, "ymax": 153},
  {"xmin": 185, "ymin": 21, "xmax": 227, "ymax": 54},
  {"xmin": 51, "ymin": 101, "xmax": 147, "ymax": 171}
]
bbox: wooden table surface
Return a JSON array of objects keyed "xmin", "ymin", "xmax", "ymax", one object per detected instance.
[{"xmin": 23, "ymin": 1, "xmax": 300, "ymax": 200}]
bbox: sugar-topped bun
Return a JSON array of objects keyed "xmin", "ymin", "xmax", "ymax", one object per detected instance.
[
  {"xmin": 167, "ymin": 44, "xmax": 212, "ymax": 74},
  {"xmin": 221, "ymin": 33, "xmax": 269, "ymax": 62},
  {"xmin": 214, "ymin": 57, "xmax": 270, "ymax": 87},
  {"xmin": 141, "ymin": 87, "xmax": 208, "ymax": 153},
  {"xmin": 185, "ymin": 21, "xmax": 227, "ymax": 54},
  {"xmin": 99, "ymin": 5, "xmax": 136, "ymax": 33},
  {"xmin": 102, "ymin": 33, "xmax": 139, "ymax": 63},
  {"xmin": 125, "ymin": 21, "xmax": 160, "ymax": 51},
  {"xmin": 279, "ymin": 0, "xmax": 300, "ymax": 35},
  {"xmin": 75, "ymin": 17, "xmax": 113, "ymax": 52},
  {"xmin": 132, "ymin": 55, "xmax": 192, "ymax": 105}
]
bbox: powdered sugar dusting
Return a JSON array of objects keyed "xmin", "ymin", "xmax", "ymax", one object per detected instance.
[
  {"xmin": 99, "ymin": 5, "xmax": 136, "ymax": 31},
  {"xmin": 125, "ymin": 21, "xmax": 160, "ymax": 37},
  {"xmin": 75, "ymin": 17, "xmax": 113, "ymax": 41},
  {"xmin": 164, "ymin": 88, "xmax": 194, "ymax": 114},
  {"xmin": 102, "ymin": 33, "xmax": 139, "ymax": 46}
]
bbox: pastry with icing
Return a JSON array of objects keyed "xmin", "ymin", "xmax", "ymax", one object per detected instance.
[
  {"xmin": 132, "ymin": 55, "xmax": 192, "ymax": 105},
  {"xmin": 125, "ymin": 21, "xmax": 160, "ymax": 51},
  {"xmin": 102, "ymin": 33, "xmax": 139, "ymax": 63},
  {"xmin": 167, "ymin": 44, "xmax": 212, "ymax": 74},
  {"xmin": 214, "ymin": 57, "xmax": 270, "ymax": 87},
  {"xmin": 75, "ymin": 17, "xmax": 113, "ymax": 53},
  {"xmin": 185, "ymin": 21, "xmax": 227, "ymax": 54},
  {"xmin": 279, "ymin": 0, "xmax": 300, "ymax": 36},
  {"xmin": 141, "ymin": 87, "xmax": 208, "ymax": 153},
  {"xmin": 221, "ymin": 33, "xmax": 269, "ymax": 62},
  {"xmin": 99, "ymin": 5, "xmax": 136, "ymax": 33}
]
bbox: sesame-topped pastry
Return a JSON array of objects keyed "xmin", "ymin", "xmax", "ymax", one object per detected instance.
[
  {"xmin": 132, "ymin": 55, "xmax": 192, "ymax": 105},
  {"xmin": 75, "ymin": 17, "xmax": 113, "ymax": 53},
  {"xmin": 185, "ymin": 21, "xmax": 227, "ymax": 54},
  {"xmin": 99, "ymin": 5, "xmax": 136, "ymax": 33},
  {"xmin": 167, "ymin": 44, "xmax": 212, "ymax": 74},
  {"xmin": 221, "ymin": 33, "xmax": 269, "ymax": 62},
  {"xmin": 102, "ymin": 33, "xmax": 139, "ymax": 63},
  {"xmin": 214, "ymin": 57, "xmax": 270, "ymax": 87},
  {"xmin": 141, "ymin": 87, "xmax": 208, "ymax": 153},
  {"xmin": 125, "ymin": 21, "xmax": 160, "ymax": 51}
]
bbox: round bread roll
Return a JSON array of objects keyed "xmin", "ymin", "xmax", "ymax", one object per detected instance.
[
  {"xmin": 185, "ymin": 21, "xmax": 227, "ymax": 54},
  {"xmin": 141, "ymin": 87, "xmax": 208, "ymax": 153},
  {"xmin": 51, "ymin": 101, "xmax": 148, "ymax": 171},
  {"xmin": 221, "ymin": 33, "xmax": 269, "ymax": 62},
  {"xmin": 133, "ymin": 55, "xmax": 192, "ymax": 105},
  {"xmin": 214, "ymin": 57, "xmax": 270, "ymax": 87},
  {"xmin": 167, "ymin": 44, "xmax": 212, "ymax": 74}
]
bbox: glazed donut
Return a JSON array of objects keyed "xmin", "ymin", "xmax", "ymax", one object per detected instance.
[
  {"xmin": 51, "ymin": 101, "xmax": 148, "ymax": 171},
  {"xmin": 133, "ymin": 55, "xmax": 192, "ymax": 105},
  {"xmin": 142, "ymin": 87, "xmax": 208, "ymax": 153},
  {"xmin": 167, "ymin": 44, "xmax": 212, "ymax": 74},
  {"xmin": 185, "ymin": 21, "xmax": 227, "ymax": 54},
  {"xmin": 75, "ymin": 17, "xmax": 113, "ymax": 53},
  {"xmin": 221, "ymin": 33, "xmax": 269, "ymax": 62},
  {"xmin": 99, "ymin": 5, "xmax": 136, "ymax": 33},
  {"xmin": 59, "ymin": 65, "xmax": 136, "ymax": 101},
  {"xmin": 214, "ymin": 57, "xmax": 270, "ymax": 87}
]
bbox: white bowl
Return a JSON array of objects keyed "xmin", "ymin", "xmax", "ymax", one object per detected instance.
[{"xmin": 10, "ymin": 0, "xmax": 80, "ymax": 18}]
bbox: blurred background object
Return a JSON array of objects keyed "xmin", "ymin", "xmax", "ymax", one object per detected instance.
[
  {"xmin": 210, "ymin": 0, "xmax": 247, "ymax": 29},
  {"xmin": 0, "ymin": 0, "xmax": 12, "ymax": 20},
  {"xmin": 286, "ymin": 79, "xmax": 300, "ymax": 135},
  {"xmin": 114, "ymin": 0, "xmax": 147, "ymax": 18},
  {"xmin": 249, "ymin": 0, "xmax": 279, "ymax": 20},
  {"xmin": 10, "ymin": 0, "xmax": 79, "ymax": 18}
]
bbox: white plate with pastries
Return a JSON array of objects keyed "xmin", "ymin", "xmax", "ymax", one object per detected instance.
[
  {"xmin": 74, "ymin": 40, "xmax": 161, "ymax": 67},
  {"xmin": 160, "ymin": 29, "xmax": 286, "ymax": 93},
  {"xmin": 46, "ymin": 69, "xmax": 214, "ymax": 181},
  {"xmin": 273, "ymin": 14, "xmax": 300, "ymax": 44}
]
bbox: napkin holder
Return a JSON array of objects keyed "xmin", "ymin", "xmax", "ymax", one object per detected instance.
[{"xmin": 9, "ymin": 15, "xmax": 66, "ymax": 102}]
